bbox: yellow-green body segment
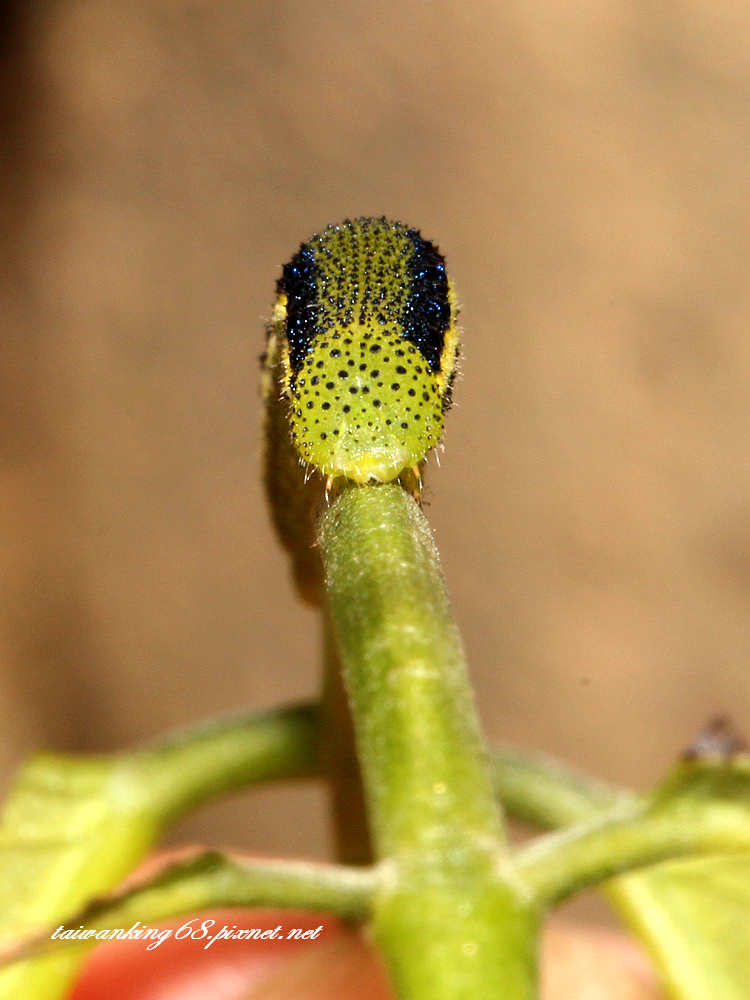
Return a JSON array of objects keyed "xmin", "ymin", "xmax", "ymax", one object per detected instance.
[{"xmin": 266, "ymin": 218, "xmax": 459, "ymax": 484}]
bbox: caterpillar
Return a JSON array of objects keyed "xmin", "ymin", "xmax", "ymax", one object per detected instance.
[{"xmin": 263, "ymin": 217, "xmax": 459, "ymax": 601}]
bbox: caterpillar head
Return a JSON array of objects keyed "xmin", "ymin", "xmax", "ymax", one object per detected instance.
[{"xmin": 270, "ymin": 217, "xmax": 459, "ymax": 484}]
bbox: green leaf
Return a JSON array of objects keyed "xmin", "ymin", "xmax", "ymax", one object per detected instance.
[
  {"xmin": 0, "ymin": 703, "xmax": 319, "ymax": 1000},
  {"xmin": 607, "ymin": 755, "xmax": 750, "ymax": 1000},
  {"xmin": 492, "ymin": 739, "xmax": 750, "ymax": 1000},
  {"xmin": 0, "ymin": 753, "xmax": 158, "ymax": 999},
  {"xmin": 610, "ymin": 855, "xmax": 750, "ymax": 999}
]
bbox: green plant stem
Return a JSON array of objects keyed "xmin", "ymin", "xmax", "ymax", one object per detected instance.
[
  {"xmin": 318, "ymin": 483, "xmax": 536, "ymax": 1000},
  {"xmin": 90, "ymin": 851, "xmax": 378, "ymax": 925},
  {"xmin": 135, "ymin": 701, "xmax": 320, "ymax": 821},
  {"xmin": 515, "ymin": 799, "xmax": 750, "ymax": 907},
  {"xmin": 2, "ymin": 852, "xmax": 378, "ymax": 966},
  {"xmin": 490, "ymin": 745, "xmax": 625, "ymax": 829}
]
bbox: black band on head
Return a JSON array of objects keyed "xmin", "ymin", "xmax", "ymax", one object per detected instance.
[
  {"xmin": 278, "ymin": 220, "xmax": 451, "ymax": 374},
  {"xmin": 278, "ymin": 246, "xmax": 323, "ymax": 372},
  {"xmin": 402, "ymin": 232, "xmax": 451, "ymax": 372}
]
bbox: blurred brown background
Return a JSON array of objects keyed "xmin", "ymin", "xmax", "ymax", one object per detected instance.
[{"xmin": 0, "ymin": 0, "xmax": 749, "ymax": 867}]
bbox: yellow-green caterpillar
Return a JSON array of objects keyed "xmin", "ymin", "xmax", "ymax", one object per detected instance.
[{"xmin": 263, "ymin": 217, "xmax": 459, "ymax": 601}]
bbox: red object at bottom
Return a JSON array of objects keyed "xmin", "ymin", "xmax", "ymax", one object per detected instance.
[
  {"xmin": 67, "ymin": 908, "xmax": 385, "ymax": 1000},
  {"xmin": 67, "ymin": 904, "xmax": 662, "ymax": 999}
]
